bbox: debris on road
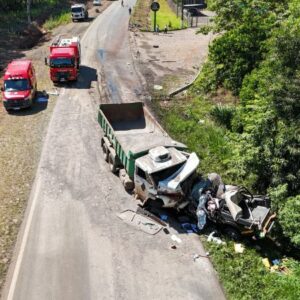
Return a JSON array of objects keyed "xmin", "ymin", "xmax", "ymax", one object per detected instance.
[
  {"xmin": 193, "ymin": 253, "xmax": 210, "ymax": 262},
  {"xmin": 118, "ymin": 209, "xmax": 163, "ymax": 235},
  {"xmin": 160, "ymin": 214, "xmax": 168, "ymax": 221},
  {"xmin": 181, "ymin": 223, "xmax": 199, "ymax": 234},
  {"xmin": 47, "ymin": 89, "xmax": 59, "ymax": 96},
  {"xmin": 171, "ymin": 234, "xmax": 182, "ymax": 244}
]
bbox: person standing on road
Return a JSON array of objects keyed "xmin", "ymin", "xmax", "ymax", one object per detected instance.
[
  {"xmin": 128, "ymin": 7, "xmax": 132, "ymax": 14},
  {"xmin": 121, "ymin": 0, "xmax": 124, "ymax": 7}
]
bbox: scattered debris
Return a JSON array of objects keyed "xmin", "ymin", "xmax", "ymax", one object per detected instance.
[
  {"xmin": 171, "ymin": 234, "xmax": 182, "ymax": 244},
  {"xmin": 47, "ymin": 89, "xmax": 59, "ymax": 96},
  {"xmin": 160, "ymin": 214, "xmax": 168, "ymax": 221},
  {"xmin": 163, "ymin": 228, "xmax": 170, "ymax": 234},
  {"xmin": 153, "ymin": 45, "xmax": 159, "ymax": 48},
  {"xmin": 171, "ymin": 245, "xmax": 177, "ymax": 250},
  {"xmin": 181, "ymin": 223, "xmax": 199, "ymax": 234},
  {"xmin": 262, "ymin": 258, "xmax": 291, "ymax": 275},
  {"xmin": 207, "ymin": 231, "xmax": 226, "ymax": 245},
  {"xmin": 136, "ymin": 207, "xmax": 167, "ymax": 226},
  {"xmin": 193, "ymin": 253, "xmax": 210, "ymax": 261},
  {"xmin": 153, "ymin": 84, "xmax": 163, "ymax": 90},
  {"xmin": 262, "ymin": 258, "xmax": 271, "ymax": 269},
  {"xmin": 118, "ymin": 209, "xmax": 163, "ymax": 235},
  {"xmin": 234, "ymin": 243, "xmax": 245, "ymax": 253},
  {"xmin": 272, "ymin": 259, "xmax": 280, "ymax": 265}
]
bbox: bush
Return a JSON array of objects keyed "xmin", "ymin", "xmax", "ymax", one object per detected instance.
[
  {"xmin": 210, "ymin": 104, "xmax": 236, "ymax": 130},
  {"xmin": 280, "ymin": 195, "xmax": 300, "ymax": 248}
]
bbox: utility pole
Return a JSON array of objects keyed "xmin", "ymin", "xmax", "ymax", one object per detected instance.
[{"xmin": 150, "ymin": 2, "xmax": 160, "ymax": 32}]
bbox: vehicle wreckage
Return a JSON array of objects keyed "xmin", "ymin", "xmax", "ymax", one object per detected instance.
[{"xmin": 98, "ymin": 102, "xmax": 276, "ymax": 238}]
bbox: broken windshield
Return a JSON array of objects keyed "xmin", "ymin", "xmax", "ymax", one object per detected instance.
[
  {"xmin": 71, "ymin": 7, "xmax": 83, "ymax": 13},
  {"xmin": 151, "ymin": 163, "xmax": 185, "ymax": 187},
  {"xmin": 50, "ymin": 58, "xmax": 74, "ymax": 68},
  {"xmin": 4, "ymin": 79, "xmax": 30, "ymax": 91}
]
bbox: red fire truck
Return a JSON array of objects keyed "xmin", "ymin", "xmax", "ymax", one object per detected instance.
[
  {"xmin": 46, "ymin": 36, "xmax": 81, "ymax": 83},
  {"xmin": 1, "ymin": 59, "xmax": 37, "ymax": 111}
]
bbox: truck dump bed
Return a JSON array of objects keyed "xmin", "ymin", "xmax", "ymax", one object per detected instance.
[{"xmin": 99, "ymin": 102, "xmax": 185, "ymax": 157}]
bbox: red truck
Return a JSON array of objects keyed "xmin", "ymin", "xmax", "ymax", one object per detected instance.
[
  {"xmin": 1, "ymin": 59, "xmax": 37, "ymax": 112},
  {"xmin": 46, "ymin": 36, "xmax": 81, "ymax": 83}
]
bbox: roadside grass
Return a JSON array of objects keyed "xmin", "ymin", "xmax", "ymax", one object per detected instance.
[
  {"xmin": 131, "ymin": 0, "xmax": 186, "ymax": 31},
  {"xmin": 44, "ymin": 10, "xmax": 71, "ymax": 31},
  {"xmin": 153, "ymin": 93, "xmax": 300, "ymax": 299},
  {"xmin": 130, "ymin": 0, "xmax": 152, "ymax": 30},
  {"xmin": 152, "ymin": 94, "xmax": 233, "ymax": 180},
  {"xmin": 150, "ymin": 0, "xmax": 187, "ymax": 30},
  {"xmin": 203, "ymin": 239, "xmax": 300, "ymax": 300}
]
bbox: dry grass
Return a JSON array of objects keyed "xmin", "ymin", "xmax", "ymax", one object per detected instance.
[{"xmin": 0, "ymin": 53, "xmax": 57, "ymax": 294}]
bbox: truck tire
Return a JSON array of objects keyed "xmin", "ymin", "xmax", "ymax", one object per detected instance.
[
  {"xmin": 102, "ymin": 143, "xmax": 109, "ymax": 162},
  {"xmin": 108, "ymin": 153, "xmax": 117, "ymax": 173}
]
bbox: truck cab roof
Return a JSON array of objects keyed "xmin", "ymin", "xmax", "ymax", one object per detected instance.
[
  {"xmin": 71, "ymin": 4, "xmax": 86, "ymax": 9},
  {"xmin": 135, "ymin": 147, "xmax": 187, "ymax": 174},
  {"xmin": 50, "ymin": 47, "xmax": 75, "ymax": 58},
  {"xmin": 4, "ymin": 60, "xmax": 32, "ymax": 78}
]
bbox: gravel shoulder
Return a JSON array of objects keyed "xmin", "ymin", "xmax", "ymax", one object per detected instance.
[{"xmin": 0, "ymin": 2, "xmax": 111, "ymax": 294}]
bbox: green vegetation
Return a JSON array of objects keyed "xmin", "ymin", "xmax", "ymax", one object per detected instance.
[
  {"xmin": 0, "ymin": 0, "xmax": 71, "ymax": 31},
  {"xmin": 130, "ymin": 0, "xmax": 186, "ymax": 31},
  {"xmin": 203, "ymin": 239, "xmax": 300, "ymax": 300},
  {"xmin": 196, "ymin": 0, "xmax": 300, "ymax": 248},
  {"xmin": 44, "ymin": 10, "xmax": 71, "ymax": 30},
  {"xmin": 154, "ymin": 0, "xmax": 300, "ymax": 298},
  {"xmin": 150, "ymin": 0, "xmax": 186, "ymax": 30}
]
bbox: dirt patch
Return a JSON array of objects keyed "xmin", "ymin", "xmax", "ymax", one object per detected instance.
[{"xmin": 130, "ymin": 26, "xmax": 214, "ymax": 95}]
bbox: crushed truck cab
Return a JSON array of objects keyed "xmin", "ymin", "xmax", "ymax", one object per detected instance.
[
  {"xmin": 46, "ymin": 36, "xmax": 81, "ymax": 83},
  {"xmin": 98, "ymin": 102, "xmax": 200, "ymax": 209}
]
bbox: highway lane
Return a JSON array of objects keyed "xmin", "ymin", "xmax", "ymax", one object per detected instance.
[{"xmin": 3, "ymin": 1, "xmax": 225, "ymax": 299}]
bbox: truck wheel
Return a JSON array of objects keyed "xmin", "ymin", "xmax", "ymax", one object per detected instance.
[
  {"xmin": 108, "ymin": 153, "xmax": 117, "ymax": 173},
  {"xmin": 102, "ymin": 143, "xmax": 109, "ymax": 162}
]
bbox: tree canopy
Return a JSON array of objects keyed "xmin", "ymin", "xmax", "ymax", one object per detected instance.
[{"xmin": 197, "ymin": 0, "xmax": 300, "ymax": 247}]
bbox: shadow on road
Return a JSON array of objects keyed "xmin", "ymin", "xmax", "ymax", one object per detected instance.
[
  {"xmin": 8, "ymin": 91, "xmax": 48, "ymax": 116},
  {"xmin": 62, "ymin": 65, "xmax": 97, "ymax": 90}
]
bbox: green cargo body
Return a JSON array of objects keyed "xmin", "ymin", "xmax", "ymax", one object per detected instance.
[{"xmin": 98, "ymin": 102, "xmax": 185, "ymax": 178}]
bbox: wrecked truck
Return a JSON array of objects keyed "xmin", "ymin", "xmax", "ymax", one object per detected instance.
[
  {"xmin": 98, "ymin": 102, "xmax": 276, "ymax": 239},
  {"xmin": 187, "ymin": 174, "xmax": 276, "ymax": 239},
  {"xmin": 98, "ymin": 102, "xmax": 200, "ymax": 209}
]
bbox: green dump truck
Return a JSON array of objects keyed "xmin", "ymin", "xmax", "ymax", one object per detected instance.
[{"xmin": 98, "ymin": 102, "xmax": 200, "ymax": 208}]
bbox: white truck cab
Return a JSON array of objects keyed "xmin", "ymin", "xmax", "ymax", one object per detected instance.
[{"xmin": 71, "ymin": 4, "xmax": 88, "ymax": 21}]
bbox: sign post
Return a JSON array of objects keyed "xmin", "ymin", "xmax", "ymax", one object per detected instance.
[{"xmin": 150, "ymin": 2, "xmax": 160, "ymax": 32}]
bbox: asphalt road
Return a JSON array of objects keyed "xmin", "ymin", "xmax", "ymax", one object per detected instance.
[{"xmin": 3, "ymin": 1, "xmax": 226, "ymax": 299}]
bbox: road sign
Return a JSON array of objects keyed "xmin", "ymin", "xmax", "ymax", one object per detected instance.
[{"xmin": 151, "ymin": 2, "xmax": 160, "ymax": 12}]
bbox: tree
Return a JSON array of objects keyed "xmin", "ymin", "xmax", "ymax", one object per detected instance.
[{"xmin": 27, "ymin": 0, "xmax": 32, "ymax": 24}]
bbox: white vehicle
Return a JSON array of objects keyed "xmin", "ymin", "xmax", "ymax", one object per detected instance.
[
  {"xmin": 93, "ymin": 0, "xmax": 102, "ymax": 6},
  {"xmin": 71, "ymin": 4, "xmax": 88, "ymax": 21}
]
